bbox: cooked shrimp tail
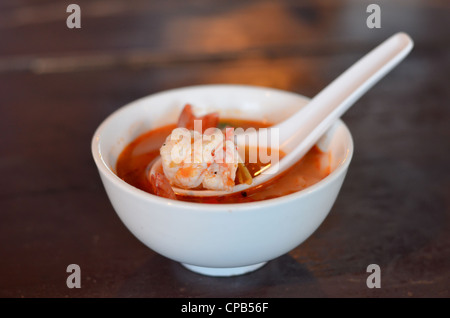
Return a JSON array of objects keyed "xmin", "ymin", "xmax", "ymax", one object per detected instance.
[
  {"xmin": 150, "ymin": 172, "xmax": 177, "ymax": 200},
  {"xmin": 177, "ymin": 104, "xmax": 219, "ymax": 133}
]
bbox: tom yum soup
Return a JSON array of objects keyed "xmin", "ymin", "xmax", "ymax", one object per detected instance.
[{"xmin": 116, "ymin": 104, "xmax": 332, "ymax": 204}]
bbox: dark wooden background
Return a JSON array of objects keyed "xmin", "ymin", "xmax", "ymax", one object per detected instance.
[{"xmin": 0, "ymin": 0, "xmax": 448, "ymax": 298}]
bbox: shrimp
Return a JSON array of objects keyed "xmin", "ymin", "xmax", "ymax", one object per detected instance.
[
  {"xmin": 177, "ymin": 104, "xmax": 219, "ymax": 133},
  {"xmin": 160, "ymin": 127, "xmax": 239, "ymax": 191}
]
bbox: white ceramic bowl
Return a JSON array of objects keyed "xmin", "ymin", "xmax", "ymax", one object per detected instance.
[{"xmin": 91, "ymin": 84, "xmax": 353, "ymax": 277}]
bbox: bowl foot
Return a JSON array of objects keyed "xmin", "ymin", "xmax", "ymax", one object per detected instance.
[{"xmin": 181, "ymin": 262, "xmax": 267, "ymax": 277}]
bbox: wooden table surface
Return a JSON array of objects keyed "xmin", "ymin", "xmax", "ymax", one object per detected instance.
[{"xmin": 1, "ymin": 0, "xmax": 449, "ymax": 298}]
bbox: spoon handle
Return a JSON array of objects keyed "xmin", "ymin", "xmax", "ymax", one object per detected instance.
[{"xmin": 276, "ymin": 32, "xmax": 414, "ymax": 152}]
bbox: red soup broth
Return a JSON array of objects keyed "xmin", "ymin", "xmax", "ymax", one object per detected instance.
[{"xmin": 116, "ymin": 119, "xmax": 331, "ymax": 204}]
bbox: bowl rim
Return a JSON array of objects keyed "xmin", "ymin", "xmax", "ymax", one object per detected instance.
[{"xmin": 91, "ymin": 84, "xmax": 354, "ymax": 211}]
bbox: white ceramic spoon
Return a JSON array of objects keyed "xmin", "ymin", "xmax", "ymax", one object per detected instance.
[{"xmin": 151, "ymin": 32, "xmax": 414, "ymax": 197}]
